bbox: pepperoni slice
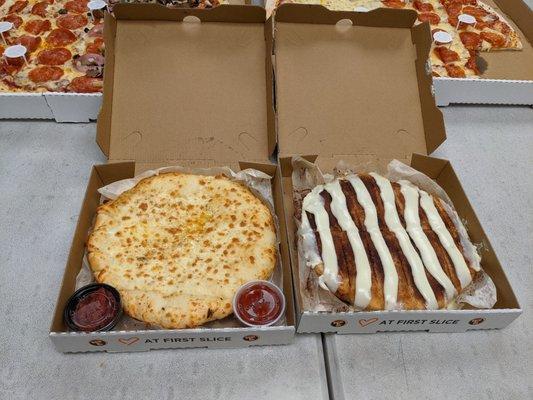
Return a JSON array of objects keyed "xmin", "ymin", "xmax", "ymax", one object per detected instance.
[
  {"xmin": 14, "ymin": 35, "xmax": 42, "ymax": 53},
  {"xmin": 381, "ymin": 0, "xmax": 405, "ymax": 8},
  {"xmin": 418, "ymin": 12, "xmax": 440, "ymax": 24},
  {"xmin": 462, "ymin": 5, "xmax": 488, "ymax": 19},
  {"xmin": 481, "ymin": 31, "xmax": 506, "ymax": 47},
  {"xmin": 490, "ymin": 20, "xmax": 510, "ymax": 35},
  {"xmin": 445, "ymin": 64, "xmax": 466, "ymax": 78},
  {"xmin": 57, "ymin": 14, "xmax": 88, "ymax": 30},
  {"xmin": 1, "ymin": 59, "xmax": 24, "ymax": 76},
  {"xmin": 413, "ymin": 1, "xmax": 433, "ymax": 11},
  {"xmin": 68, "ymin": 76, "xmax": 102, "ymax": 93},
  {"xmin": 46, "ymin": 28, "xmax": 77, "ymax": 46},
  {"xmin": 88, "ymin": 23, "xmax": 103, "ymax": 37},
  {"xmin": 0, "ymin": 0, "xmax": 4, "ymax": 6},
  {"xmin": 29, "ymin": 66, "xmax": 64, "ymax": 83},
  {"xmin": 3, "ymin": 15, "xmax": 23, "ymax": 29},
  {"xmin": 37, "ymin": 48, "xmax": 72, "ymax": 65},
  {"xmin": 465, "ymin": 52, "xmax": 479, "ymax": 74},
  {"xmin": 8, "ymin": 0, "xmax": 28, "ymax": 13},
  {"xmin": 448, "ymin": 16, "xmax": 458, "ymax": 27},
  {"xmin": 65, "ymin": 0, "xmax": 88, "ymax": 13},
  {"xmin": 459, "ymin": 31, "xmax": 481, "ymax": 50},
  {"xmin": 445, "ymin": 2, "xmax": 462, "ymax": 17},
  {"xmin": 31, "ymin": 2, "xmax": 48, "ymax": 17},
  {"xmin": 24, "ymin": 19, "xmax": 52, "ymax": 35},
  {"xmin": 434, "ymin": 47, "xmax": 459, "ymax": 63},
  {"xmin": 86, "ymin": 37, "xmax": 104, "ymax": 54}
]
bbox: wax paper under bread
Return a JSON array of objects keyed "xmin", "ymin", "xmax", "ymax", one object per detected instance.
[
  {"xmin": 76, "ymin": 165, "xmax": 284, "ymax": 331},
  {"xmin": 292, "ymin": 156, "xmax": 497, "ymax": 313}
]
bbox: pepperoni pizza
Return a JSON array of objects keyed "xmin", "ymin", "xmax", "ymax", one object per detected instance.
[
  {"xmin": 273, "ymin": 0, "xmax": 523, "ymax": 78},
  {"xmin": 0, "ymin": 0, "xmax": 105, "ymax": 92}
]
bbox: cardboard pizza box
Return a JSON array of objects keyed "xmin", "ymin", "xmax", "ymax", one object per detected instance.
[
  {"xmin": 433, "ymin": 0, "xmax": 533, "ymax": 106},
  {"xmin": 49, "ymin": 4, "xmax": 296, "ymax": 352},
  {"xmin": 262, "ymin": 0, "xmax": 533, "ymax": 106},
  {"xmin": 0, "ymin": 0, "xmax": 251, "ymax": 122},
  {"xmin": 274, "ymin": 4, "xmax": 521, "ymax": 334}
]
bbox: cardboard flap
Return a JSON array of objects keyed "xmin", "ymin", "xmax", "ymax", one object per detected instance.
[
  {"xmin": 274, "ymin": 4, "xmax": 445, "ymax": 168},
  {"xmin": 113, "ymin": 3, "xmax": 266, "ymax": 23},
  {"xmin": 275, "ymin": 3, "xmax": 417, "ymax": 27},
  {"xmin": 97, "ymin": 5, "xmax": 274, "ymax": 168}
]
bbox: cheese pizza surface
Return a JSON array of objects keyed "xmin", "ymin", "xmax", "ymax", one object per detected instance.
[
  {"xmin": 87, "ymin": 173, "xmax": 277, "ymax": 329},
  {"xmin": 274, "ymin": 0, "xmax": 523, "ymax": 78}
]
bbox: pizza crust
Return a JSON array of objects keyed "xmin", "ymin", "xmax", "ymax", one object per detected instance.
[{"xmin": 87, "ymin": 172, "xmax": 277, "ymax": 329}]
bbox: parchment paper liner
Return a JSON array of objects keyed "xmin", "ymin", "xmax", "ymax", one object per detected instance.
[
  {"xmin": 76, "ymin": 165, "xmax": 284, "ymax": 331},
  {"xmin": 292, "ymin": 156, "xmax": 497, "ymax": 313}
]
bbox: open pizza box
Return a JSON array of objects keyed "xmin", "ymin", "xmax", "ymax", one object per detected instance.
[
  {"xmin": 49, "ymin": 4, "xmax": 296, "ymax": 352},
  {"xmin": 433, "ymin": 0, "xmax": 533, "ymax": 106},
  {"xmin": 274, "ymin": 4, "xmax": 522, "ymax": 334}
]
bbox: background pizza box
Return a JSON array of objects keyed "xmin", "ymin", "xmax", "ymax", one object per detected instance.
[
  {"xmin": 49, "ymin": 4, "xmax": 297, "ymax": 352},
  {"xmin": 434, "ymin": 0, "xmax": 533, "ymax": 106},
  {"xmin": 273, "ymin": 4, "xmax": 521, "ymax": 334},
  {"xmin": 262, "ymin": 0, "xmax": 533, "ymax": 106},
  {"xmin": 0, "ymin": 0, "xmax": 251, "ymax": 122}
]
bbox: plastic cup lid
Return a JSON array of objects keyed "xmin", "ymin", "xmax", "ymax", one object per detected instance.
[
  {"xmin": 354, "ymin": 6, "xmax": 369, "ymax": 12},
  {"xmin": 3, "ymin": 45, "xmax": 27, "ymax": 58},
  {"xmin": 0, "ymin": 21, "xmax": 14, "ymax": 34},
  {"xmin": 433, "ymin": 31, "xmax": 452, "ymax": 44},
  {"xmin": 87, "ymin": 0, "xmax": 107, "ymax": 10},
  {"xmin": 458, "ymin": 13, "xmax": 476, "ymax": 24}
]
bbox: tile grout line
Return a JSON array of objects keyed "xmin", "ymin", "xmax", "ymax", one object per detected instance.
[{"xmin": 321, "ymin": 333, "xmax": 346, "ymax": 400}]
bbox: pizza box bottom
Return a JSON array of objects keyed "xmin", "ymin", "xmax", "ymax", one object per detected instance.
[{"xmin": 49, "ymin": 161, "xmax": 296, "ymax": 353}]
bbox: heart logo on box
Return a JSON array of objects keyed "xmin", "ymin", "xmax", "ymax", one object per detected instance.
[
  {"xmin": 358, "ymin": 318, "xmax": 379, "ymax": 327},
  {"xmin": 118, "ymin": 337, "xmax": 140, "ymax": 346}
]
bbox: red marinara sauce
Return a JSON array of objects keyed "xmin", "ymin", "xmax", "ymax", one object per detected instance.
[
  {"xmin": 234, "ymin": 281, "xmax": 285, "ymax": 326},
  {"xmin": 64, "ymin": 284, "xmax": 122, "ymax": 332}
]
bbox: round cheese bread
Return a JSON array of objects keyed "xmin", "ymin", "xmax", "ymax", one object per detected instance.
[{"xmin": 87, "ymin": 172, "xmax": 277, "ymax": 329}]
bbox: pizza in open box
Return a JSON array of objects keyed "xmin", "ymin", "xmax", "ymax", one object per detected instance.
[{"xmin": 87, "ymin": 172, "xmax": 277, "ymax": 329}]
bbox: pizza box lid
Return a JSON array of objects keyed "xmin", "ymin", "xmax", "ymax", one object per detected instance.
[
  {"xmin": 96, "ymin": 4, "xmax": 275, "ymax": 173},
  {"xmin": 274, "ymin": 4, "xmax": 446, "ymax": 170}
]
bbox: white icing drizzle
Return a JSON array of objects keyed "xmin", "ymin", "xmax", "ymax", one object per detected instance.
[
  {"xmin": 369, "ymin": 174, "xmax": 439, "ymax": 310},
  {"xmin": 418, "ymin": 188, "xmax": 473, "ymax": 289},
  {"xmin": 300, "ymin": 210, "xmax": 323, "ymax": 268},
  {"xmin": 302, "ymin": 186, "xmax": 341, "ymax": 293},
  {"xmin": 396, "ymin": 180, "xmax": 457, "ymax": 301},
  {"xmin": 346, "ymin": 175, "xmax": 398, "ymax": 310},
  {"xmin": 324, "ymin": 180, "xmax": 372, "ymax": 309}
]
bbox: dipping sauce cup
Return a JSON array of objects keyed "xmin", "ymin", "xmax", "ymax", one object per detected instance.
[
  {"xmin": 233, "ymin": 280, "xmax": 285, "ymax": 327},
  {"xmin": 64, "ymin": 283, "xmax": 122, "ymax": 332}
]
